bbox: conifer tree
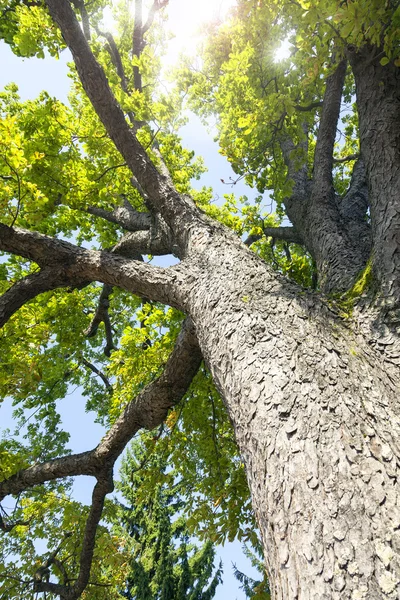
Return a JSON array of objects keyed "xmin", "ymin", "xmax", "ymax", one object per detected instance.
[{"xmin": 116, "ymin": 440, "xmax": 222, "ymax": 600}]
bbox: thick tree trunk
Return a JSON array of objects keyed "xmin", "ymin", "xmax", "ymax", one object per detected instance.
[
  {"xmin": 180, "ymin": 224, "xmax": 400, "ymax": 599},
  {"xmin": 7, "ymin": 5, "xmax": 397, "ymax": 598}
]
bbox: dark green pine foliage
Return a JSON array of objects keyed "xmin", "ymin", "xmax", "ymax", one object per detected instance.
[
  {"xmin": 232, "ymin": 543, "xmax": 270, "ymax": 600},
  {"xmin": 117, "ymin": 439, "xmax": 222, "ymax": 600}
]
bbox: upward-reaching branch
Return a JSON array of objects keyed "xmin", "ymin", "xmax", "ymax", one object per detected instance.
[
  {"xmin": 312, "ymin": 59, "xmax": 347, "ymax": 190},
  {"xmin": 132, "ymin": 0, "xmax": 144, "ymax": 92},
  {"xmin": 45, "ymin": 0, "xmax": 198, "ymax": 247}
]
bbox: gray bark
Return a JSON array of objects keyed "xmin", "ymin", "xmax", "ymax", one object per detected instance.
[
  {"xmin": 179, "ymin": 222, "xmax": 400, "ymax": 599},
  {"xmin": 281, "ymin": 62, "xmax": 371, "ymax": 294},
  {"xmin": 348, "ymin": 46, "xmax": 400, "ymax": 312},
  {"xmin": 1, "ymin": 3, "xmax": 399, "ymax": 598}
]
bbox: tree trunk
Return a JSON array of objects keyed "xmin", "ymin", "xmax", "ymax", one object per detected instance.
[
  {"xmin": 3, "ymin": 4, "xmax": 399, "ymax": 599},
  {"xmin": 180, "ymin": 223, "xmax": 400, "ymax": 599},
  {"xmin": 349, "ymin": 46, "xmax": 400, "ymax": 310}
]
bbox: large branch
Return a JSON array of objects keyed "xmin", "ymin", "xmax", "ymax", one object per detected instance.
[
  {"xmin": 94, "ymin": 317, "xmax": 202, "ymax": 458},
  {"xmin": 113, "ymin": 230, "xmax": 172, "ymax": 257},
  {"xmin": 304, "ymin": 59, "xmax": 369, "ymax": 292},
  {"xmin": 0, "ymin": 450, "xmax": 96, "ymax": 501},
  {"xmin": 338, "ymin": 158, "xmax": 371, "ymax": 260},
  {"xmin": 312, "ymin": 59, "xmax": 347, "ymax": 189},
  {"xmin": 86, "ymin": 203, "xmax": 152, "ymax": 232},
  {"xmin": 0, "ymin": 318, "xmax": 201, "ymax": 498},
  {"xmin": 44, "ymin": 0, "xmax": 198, "ymax": 244},
  {"xmin": 280, "ymin": 124, "xmax": 310, "ymax": 231},
  {"xmin": 0, "ymin": 269, "xmax": 71, "ymax": 328},
  {"xmin": 0, "ymin": 224, "xmax": 183, "ymax": 309}
]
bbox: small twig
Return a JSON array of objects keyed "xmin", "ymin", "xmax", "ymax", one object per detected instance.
[
  {"xmin": 80, "ymin": 357, "xmax": 113, "ymax": 393},
  {"xmin": 93, "ymin": 163, "xmax": 127, "ymax": 182}
]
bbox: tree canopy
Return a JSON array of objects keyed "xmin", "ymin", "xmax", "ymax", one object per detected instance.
[{"xmin": 0, "ymin": 0, "xmax": 399, "ymax": 598}]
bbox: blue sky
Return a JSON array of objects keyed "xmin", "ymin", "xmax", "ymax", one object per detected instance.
[{"xmin": 0, "ymin": 9, "xmax": 265, "ymax": 597}]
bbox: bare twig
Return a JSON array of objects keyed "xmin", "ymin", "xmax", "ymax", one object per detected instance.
[{"xmin": 80, "ymin": 357, "xmax": 113, "ymax": 393}]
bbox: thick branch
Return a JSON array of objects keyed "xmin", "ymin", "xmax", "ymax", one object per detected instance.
[
  {"xmin": 280, "ymin": 124, "xmax": 310, "ymax": 231},
  {"xmin": 113, "ymin": 230, "xmax": 172, "ymax": 256},
  {"xmin": 86, "ymin": 204, "xmax": 151, "ymax": 232},
  {"xmin": 44, "ymin": 0, "xmax": 201, "ymax": 244},
  {"xmin": 339, "ymin": 158, "xmax": 369, "ymax": 224},
  {"xmin": 0, "ymin": 450, "xmax": 96, "ymax": 501},
  {"xmin": 0, "ymin": 224, "xmax": 183, "ymax": 308},
  {"xmin": 303, "ymin": 60, "xmax": 368, "ymax": 292},
  {"xmin": 0, "ymin": 318, "xmax": 201, "ymax": 497},
  {"xmin": 263, "ymin": 226, "xmax": 303, "ymax": 244},
  {"xmin": 338, "ymin": 158, "xmax": 371, "ymax": 259},
  {"xmin": 244, "ymin": 226, "xmax": 303, "ymax": 247},
  {"xmin": 313, "ymin": 59, "xmax": 347, "ymax": 189},
  {"xmin": 0, "ymin": 269, "xmax": 70, "ymax": 328}
]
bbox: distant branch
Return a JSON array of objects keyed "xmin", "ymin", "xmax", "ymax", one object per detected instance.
[
  {"xmin": 96, "ymin": 28, "xmax": 129, "ymax": 93},
  {"xmin": 333, "ymin": 153, "xmax": 359, "ymax": 163},
  {"xmin": 80, "ymin": 358, "xmax": 113, "ymax": 393},
  {"xmin": 70, "ymin": 0, "xmax": 90, "ymax": 40},
  {"xmin": 45, "ymin": 0, "xmax": 203, "ymax": 244},
  {"xmin": 245, "ymin": 226, "xmax": 303, "ymax": 247},
  {"xmin": 0, "ymin": 513, "xmax": 29, "ymax": 533},
  {"xmin": 69, "ymin": 474, "xmax": 114, "ymax": 599},
  {"xmin": 142, "ymin": 0, "xmax": 169, "ymax": 35},
  {"xmin": 294, "ymin": 100, "xmax": 323, "ymax": 112},
  {"xmin": 84, "ymin": 284, "xmax": 117, "ymax": 356}
]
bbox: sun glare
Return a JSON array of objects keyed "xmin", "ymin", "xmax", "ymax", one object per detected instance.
[
  {"xmin": 165, "ymin": 0, "xmax": 236, "ymax": 65},
  {"xmin": 274, "ymin": 37, "xmax": 293, "ymax": 62},
  {"xmin": 101, "ymin": 0, "xmax": 237, "ymax": 68}
]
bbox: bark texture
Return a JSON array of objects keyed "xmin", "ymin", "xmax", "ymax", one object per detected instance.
[
  {"xmin": 278, "ymin": 62, "xmax": 372, "ymax": 295},
  {"xmin": 1, "ymin": 2, "xmax": 399, "ymax": 599},
  {"xmin": 180, "ymin": 222, "xmax": 400, "ymax": 599},
  {"xmin": 349, "ymin": 47, "xmax": 400, "ymax": 311}
]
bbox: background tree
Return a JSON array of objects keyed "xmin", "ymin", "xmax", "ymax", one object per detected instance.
[
  {"xmin": 116, "ymin": 439, "xmax": 222, "ymax": 600},
  {"xmin": 0, "ymin": 1, "xmax": 400, "ymax": 599},
  {"xmin": 232, "ymin": 542, "xmax": 271, "ymax": 600}
]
